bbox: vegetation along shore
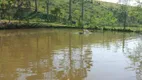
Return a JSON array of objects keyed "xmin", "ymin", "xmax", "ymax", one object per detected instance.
[{"xmin": 0, "ymin": 0, "xmax": 142, "ymax": 32}]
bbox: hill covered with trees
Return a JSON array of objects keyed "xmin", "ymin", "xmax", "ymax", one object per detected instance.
[{"xmin": 0, "ymin": 0, "xmax": 142, "ymax": 30}]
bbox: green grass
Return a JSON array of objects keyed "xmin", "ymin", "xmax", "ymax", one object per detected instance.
[
  {"xmin": 101, "ymin": 26, "xmax": 142, "ymax": 33},
  {"xmin": 1, "ymin": 20, "xmax": 142, "ymax": 33}
]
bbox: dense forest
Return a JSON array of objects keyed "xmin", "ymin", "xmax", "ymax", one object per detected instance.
[{"xmin": 0, "ymin": 0, "xmax": 142, "ymax": 29}]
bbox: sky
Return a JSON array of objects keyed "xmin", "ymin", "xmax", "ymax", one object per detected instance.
[
  {"xmin": 100, "ymin": 0, "xmax": 118, "ymax": 3},
  {"xmin": 99, "ymin": 0, "xmax": 141, "ymax": 6}
]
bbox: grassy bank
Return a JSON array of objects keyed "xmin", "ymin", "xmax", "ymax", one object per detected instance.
[
  {"xmin": 0, "ymin": 21, "xmax": 142, "ymax": 33},
  {"xmin": 0, "ymin": 21, "xmax": 66, "ymax": 29},
  {"xmin": 98, "ymin": 26, "xmax": 142, "ymax": 33}
]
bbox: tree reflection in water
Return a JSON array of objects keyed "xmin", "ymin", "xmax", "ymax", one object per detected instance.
[
  {"xmin": 126, "ymin": 37, "xmax": 142, "ymax": 80},
  {"xmin": 0, "ymin": 29, "xmax": 93, "ymax": 80},
  {"xmin": 51, "ymin": 33, "xmax": 93, "ymax": 80},
  {"xmin": 0, "ymin": 29, "xmax": 136, "ymax": 80}
]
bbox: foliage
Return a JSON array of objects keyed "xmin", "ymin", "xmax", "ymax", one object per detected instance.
[{"xmin": 0, "ymin": 0, "xmax": 142, "ymax": 28}]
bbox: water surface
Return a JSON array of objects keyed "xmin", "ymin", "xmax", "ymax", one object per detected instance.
[{"xmin": 0, "ymin": 29, "xmax": 141, "ymax": 80}]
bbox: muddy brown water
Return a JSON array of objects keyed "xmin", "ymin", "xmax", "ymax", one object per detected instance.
[{"xmin": 0, "ymin": 29, "xmax": 141, "ymax": 80}]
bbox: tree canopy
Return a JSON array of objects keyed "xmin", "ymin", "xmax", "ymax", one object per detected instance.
[{"xmin": 0, "ymin": 0, "xmax": 142, "ymax": 28}]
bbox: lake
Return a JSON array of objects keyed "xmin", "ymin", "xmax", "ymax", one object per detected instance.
[{"xmin": 0, "ymin": 29, "xmax": 141, "ymax": 80}]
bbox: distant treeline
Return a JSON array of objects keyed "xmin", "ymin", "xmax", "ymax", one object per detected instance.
[{"xmin": 0, "ymin": 0, "xmax": 142, "ymax": 28}]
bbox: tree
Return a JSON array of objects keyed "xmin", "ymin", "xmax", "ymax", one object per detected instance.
[
  {"xmin": 69, "ymin": 0, "xmax": 72, "ymax": 24},
  {"xmin": 46, "ymin": 0, "xmax": 50, "ymax": 21},
  {"xmin": 34, "ymin": 0, "xmax": 38, "ymax": 12},
  {"xmin": 118, "ymin": 0, "xmax": 129, "ymax": 30},
  {"xmin": 7, "ymin": 0, "xmax": 11, "ymax": 23},
  {"xmin": 81, "ymin": 0, "xmax": 84, "ymax": 28},
  {"xmin": 0, "ymin": 0, "xmax": 7, "ymax": 19}
]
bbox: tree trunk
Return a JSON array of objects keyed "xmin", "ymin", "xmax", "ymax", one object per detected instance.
[
  {"xmin": 69, "ymin": 0, "xmax": 72, "ymax": 22},
  {"xmin": 27, "ymin": 0, "xmax": 31, "ymax": 9},
  {"xmin": 8, "ymin": 16, "xmax": 11, "ymax": 23},
  {"xmin": 123, "ymin": 11, "xmax": 127, "ymax": 30},
  {"xmin": 81, "ymin": 0, "xmax": 84, "ymax": 29},
  {"xmin": 46, "ymin": 0, "xmax": 50, "ymax": 21},
  {"xmin": 34, "ymin": 0, "xmax": 38, "ymax": 12},
  {"xmin": 17, "ymin": 1, "xmax": 23, "ymax": 24}
]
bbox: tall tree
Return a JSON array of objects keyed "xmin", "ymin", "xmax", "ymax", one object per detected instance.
[
  {"xmin": 17, "ymin": 0, "xmax": 24, "ymax": 23},
  {"xmin": 119, "ymin": 0, "xmax": 129, "ymax": 30},
  {"xmin": 34, "ymin": 0, "xmax": 38, "ymax": 12},
  {"xmin": 81, "ymin": 0, "xmax": 84, "ymax": 28},
  {"xmin": 46, "ymin": 0, "xmax": 50, "ymax": 21},
  {"xmin": 69, "ymin": 0, "xmax": 72, "ymax": 23},
  {"xmin": 46, "ymin": 0, "xmax": 49, "ymax": 14},
  {"xmin": 7, "ymin": 0, "xmax": 11, "ymax": 23}
]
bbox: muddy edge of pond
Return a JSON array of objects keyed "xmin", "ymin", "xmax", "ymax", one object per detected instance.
[{"xmin": 0, "ymin": 22, "xmax": 142, "ymax": 33}]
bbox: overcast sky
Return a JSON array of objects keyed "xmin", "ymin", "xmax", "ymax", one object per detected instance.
[
  {"xmin": 100, "ymin": 0, "xmax": 118, "ymax": 3},
  {"xmin": 99, "ymin": 0, "xmax": 141, "ymax": 5}
]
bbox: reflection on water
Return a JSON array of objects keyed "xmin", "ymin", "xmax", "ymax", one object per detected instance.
[
  {"xmin": 126, "ymin": 36, "xmax": 142, "ymax": 80},
  {"xmin": 0, "ymin": 29, "xmax": 140, "ymax": 80}
]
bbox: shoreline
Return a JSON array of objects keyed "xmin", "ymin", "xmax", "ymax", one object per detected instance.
[{"xmin": 0, "ymin": 22, "xmax": 142, "ymax": 33}]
